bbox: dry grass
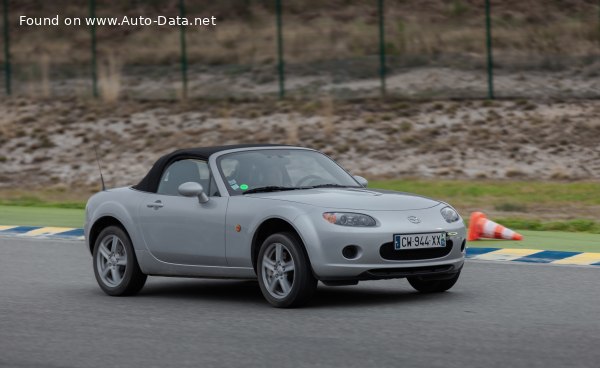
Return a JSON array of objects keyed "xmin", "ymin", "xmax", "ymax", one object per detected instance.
[
  {"xmin": 286, "ymin": 123, "xmax": 299, "ymax": 145},
  {"xmin": 3, "ymin": 0, "xmax": 598, "ymax": 69},
  {"xmin": 1, "ymin": 97, "xmax": 600, "ymax": 193},
  {"xmin": 321, "ymin": 95, "xmax": 335, "ymax": 137},
  {"xmin": 39, "ymin": 53, "xmax": 51, "ymax": 98},
  {"xmin": 98, "ymin": 54, "xmax": 121, "ymax": 103},
  {"xmin": 218, "ymin": 107, "xmax": 233, "ymax": 132}
]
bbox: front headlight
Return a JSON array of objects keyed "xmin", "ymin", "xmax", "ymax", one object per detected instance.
[
  {"xmin": 323, "ymin": 212, "xmax": 377, "ymax": 227},
  {"xmin": 440, "ymin": 206, "xmax": 460, "ymax": 223}
]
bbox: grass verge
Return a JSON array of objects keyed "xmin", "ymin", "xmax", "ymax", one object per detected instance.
[
  {"xmin": 370, "ymin": 179, "xmax": 600, "ymax": 207},
  {"xmin": 0, "ymin": 192, "xmax": 85, "ymax": 209},
  {"xmin": 487, "ymin": 218, "xmax": 600, "ymax": 234},
  {"xmin": 0, "ymin": 205, "xmax": 84, "ymax": 228},
  {"xmin": 370, "ymin": 179, "xmax": 600, "ymax": 234},
  {"xmin": 1, "ymin": 179, "xmax": 599, "ymax": 251}
]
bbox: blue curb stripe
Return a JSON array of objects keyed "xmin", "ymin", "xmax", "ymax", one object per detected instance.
[
  {"xmin": 466, "ymin": 247, "xmax": 499, "ymax": 257},
  {"xmin": 514, "ymin": 250, "xmax": 582, "ymax": 264},
  {"xmin": 0, "ymin": 226, "xmax": 41, "ymax": 234},
  {"xmin": 49, "ymin": 229, "xmax": 85, "ymax": 238}
]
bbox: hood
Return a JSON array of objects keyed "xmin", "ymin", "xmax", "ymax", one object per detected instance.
[{"xmin": 248, "ymin": 188, "xmax": 440, "ymax": 211}]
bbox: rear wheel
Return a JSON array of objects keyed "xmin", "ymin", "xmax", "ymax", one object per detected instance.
[
  {"xmin": 93, "ymin": 226, "xmax": 147, "ymax": 296},
  {"xmin": 407, "ymin": 272, "xmax": 460, "ymax": 293},
  {"xmin": 257, "ymin": 232, "xmax": 317, "ymax": 308}
]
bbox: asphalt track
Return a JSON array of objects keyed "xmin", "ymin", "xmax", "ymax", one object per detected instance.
[{"xmin": 1, "ymin": 237, "xmax": 599, "ymax": 368}]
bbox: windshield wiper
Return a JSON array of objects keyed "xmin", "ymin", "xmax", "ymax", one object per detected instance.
[
  {"xmin": 242, "ymin": 186, "xmax": 300, "ymax": 195},
  {"xmin": 243, "ymin": 183, "xmax": 361, "ymax": 194},
  {"xmin": 306, "ymin": 184, "xmax": 360, "ymax": 189}
]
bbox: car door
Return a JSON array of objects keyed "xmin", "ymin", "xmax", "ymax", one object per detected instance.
[{"xmin": 137, "ymin": 159, "xmax": 227, "ymax": 266}]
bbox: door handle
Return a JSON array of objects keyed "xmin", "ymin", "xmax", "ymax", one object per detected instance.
[{"xmin": 146, "ymin": 200, "xmax": 163, "ymax": 209}]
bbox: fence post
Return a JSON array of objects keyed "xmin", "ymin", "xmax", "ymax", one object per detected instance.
[
  {"xmin": 2, "ymin": 0, "xmax": 11, "ymax": 95},
  {"xmin": 378, "ymin": 0, "xmax": 386, "ymax": 96},
  {"xmin": 89, "ymin": 0, "xmax": 98, "ymax": 98},
  {"xmin": 179, "ymin": 0, "xmax": 188, "ymax": 99},
  {"xmin": 485, "ymin": 0, "xmax": 494, "ymax": 99},
  {"xmin": 275, "ymin": 0, "xmax": 285, "ymax": 99}
]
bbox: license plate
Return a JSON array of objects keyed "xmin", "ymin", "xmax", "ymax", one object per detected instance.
[{"xmin": 394, "ymin": 232, "xmax": 446, "ymax": 250}]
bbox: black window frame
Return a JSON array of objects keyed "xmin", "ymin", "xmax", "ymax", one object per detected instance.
[{"xmin": 157, "ymin": 158, "xmax": 220, "ymax": 197}]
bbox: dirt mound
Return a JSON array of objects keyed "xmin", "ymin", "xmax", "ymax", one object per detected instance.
[{"xmin": 0, "ymin": 98, "xmax": 598, "ymax": 191}]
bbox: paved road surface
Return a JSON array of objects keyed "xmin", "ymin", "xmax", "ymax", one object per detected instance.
[{"xmin": 1, "ymin": 237, "xmax": 599, "ymax": 368}]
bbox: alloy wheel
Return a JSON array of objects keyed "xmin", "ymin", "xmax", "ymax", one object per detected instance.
[
  {"xmin": 261, "ymin": 242, "xmax": 295, "ymax": 299},
  {"xmin": 96, "ymin": 234, "xmax": 128, "ymax": 287}
]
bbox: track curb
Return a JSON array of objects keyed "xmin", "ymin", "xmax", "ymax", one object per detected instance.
[
  {"xmin": 466, "ymin": 247, "xmax": 600, "ymax": 266},
  {"xmin": 1, "ymin": 225, "xmax": 598, "ymax": 266},
  {"xmin": 0, "ymin": 225, "xmax": 84, "ymax": 240}
]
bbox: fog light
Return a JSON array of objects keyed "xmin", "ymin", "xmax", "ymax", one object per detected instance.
[{"xmin": 342, "ymin": 245, "xmax": 361, "ymax": 260}]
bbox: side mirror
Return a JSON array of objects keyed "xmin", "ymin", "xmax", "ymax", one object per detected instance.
[
  {"xmin": 178, "ymin": 182, "xmax": 209, "ymax": 204},
  {"xmin": 354, "ymin": 175, "xmax": 368, "ymax": 187}
]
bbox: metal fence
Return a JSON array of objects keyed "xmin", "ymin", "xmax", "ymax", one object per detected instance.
[{"xmin": 1, "ymin": 0, "xmax": 599, "ymax": 100}]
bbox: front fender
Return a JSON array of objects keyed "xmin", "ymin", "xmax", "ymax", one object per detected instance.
[
  {"xmin": 292, "ymin": 213, "xmax": 325, "ymax": 270},
  {"xmin": 224, "ymin": 197, "xmax": 313, "ymax": 268}
]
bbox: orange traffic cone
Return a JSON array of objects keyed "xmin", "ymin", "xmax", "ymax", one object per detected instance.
[{"xmin": 467, "ymin": 212, "xmax": 523, "ymax": 241}]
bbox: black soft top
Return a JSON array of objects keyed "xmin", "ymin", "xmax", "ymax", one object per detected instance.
[{"xmin": 133, "ymin": 144, "xmax": 288, "ymax": 193}]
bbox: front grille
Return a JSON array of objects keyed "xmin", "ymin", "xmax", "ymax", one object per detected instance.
[{"xmin": 380, "ymin": 239, "xmax": 453, "ymax": 260}]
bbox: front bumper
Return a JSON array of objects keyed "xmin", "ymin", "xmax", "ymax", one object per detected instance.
[
  {"xmin": 294, "ymin": 207, "xmax": 466, "ymax": 280},
  {"xmin": 357, "ymin": 262, "xmax": 463, "ymax": 281}
]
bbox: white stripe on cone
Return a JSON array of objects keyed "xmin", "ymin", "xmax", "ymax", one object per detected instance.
[
  {"xmin": 482, "ymin": 220, "xmax": 498, "ymax": 237},
  {"xmin": 468, "ymin": 211, "xmax": 523, "ymax": 241},
  {"xmin": 502, "ymin": 227, "xmax": 515, "ymax": 239}
]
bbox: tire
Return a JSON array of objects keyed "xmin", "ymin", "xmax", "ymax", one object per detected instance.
[
  {"xmin": 407, "ymin": 272, "xmax": 461, "ymax": 293},
  {"xmin": 257, "ymin": 232, "xmax": 317, "ymax": 308},
  {"xmin": 93, "ymin": 226, "xmax": 147, "ymax": 296}
]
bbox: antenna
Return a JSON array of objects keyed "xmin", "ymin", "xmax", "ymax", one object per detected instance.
[{"xmin": 94, "ymin": 147, "xmax": 106, "ymax": 191}]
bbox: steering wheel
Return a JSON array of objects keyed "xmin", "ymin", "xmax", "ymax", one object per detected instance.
[{"xmin": 296, "ymin": 175, "xmax": 322, "ymax": 187}]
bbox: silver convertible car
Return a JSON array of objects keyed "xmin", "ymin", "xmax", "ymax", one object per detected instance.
[{"xmin": 85, "ymin": 144, "xmax": 466, "ymax": 307}]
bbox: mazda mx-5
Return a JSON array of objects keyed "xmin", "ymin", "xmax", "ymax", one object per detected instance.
[{"xmin": 85, "ymin": 144, "xmax": 466, "ymax": 307}]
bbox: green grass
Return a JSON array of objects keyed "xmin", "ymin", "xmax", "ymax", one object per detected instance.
[
  {"xmin": 370, "ymin": 179, "xmax": 600, "ymax": 206},
  {"xmin": 362, "ymin": 178, "xmax": 600, "ymax": 251},
  {"xmin": 468, "ymin": 230, "xmax": 600, "ymax": 253},
  {"xmin": 1, "ymin": 179, "xmax": 599, "ymax": 252},
  {"xmin": 3, "ymin": 179, "xmax": 598, "ymax": 213},
  {"xmin": 489, "ymin": 218, "xmax": 600, "ymax": 233},
  {"xmin": 370, "ymin": 179, "xmax": 600, "ymax": 234},
  {"xmin": 0, "ymin": 205, "xmax": 84, "ymax": 228},
  {"xmin": 0, "ymin": 196, "xmax": 85, "ymax": 209}
]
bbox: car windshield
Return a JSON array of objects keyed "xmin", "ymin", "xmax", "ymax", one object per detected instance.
[{"xmin": 217, "ymin": 149, "xmax": 361, "ymax": 195}]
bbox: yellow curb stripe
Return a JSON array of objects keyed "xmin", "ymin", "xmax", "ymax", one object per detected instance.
[
  {"xmin": 552, "ymin": 252, "xmax": 600, "ymax": 266},
  {"xmin": 23, "ymin": 227, "xmax": 76, "ymax": 236},
  {"xmin": 471, "ymin": 248, "xmax": 542, "ymax": 261},
  {"xmin": 0, "ymin": 225, "xmax": 18, "ymax": 231}
]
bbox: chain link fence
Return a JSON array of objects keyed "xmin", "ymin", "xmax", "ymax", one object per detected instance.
[{"xmin": 1, "ymin": 0, "xmax": 599, "ymax": 100}]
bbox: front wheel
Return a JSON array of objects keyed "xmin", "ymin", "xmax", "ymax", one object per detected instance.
[
  {"xmin": 407, "ymin": 272, "xmax": 460, "ymax": 293},
  {"xmin": 93, "ymin": 226, "xmax": 147, "ymax": 296},
  {"xmin": 257, "ymin": 232, "xmax": 317, "ymax": 308}
]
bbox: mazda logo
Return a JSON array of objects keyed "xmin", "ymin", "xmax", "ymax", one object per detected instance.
[{"xmin": 407, "ymin": 216, "xmax": 421, "ymax": 224}]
